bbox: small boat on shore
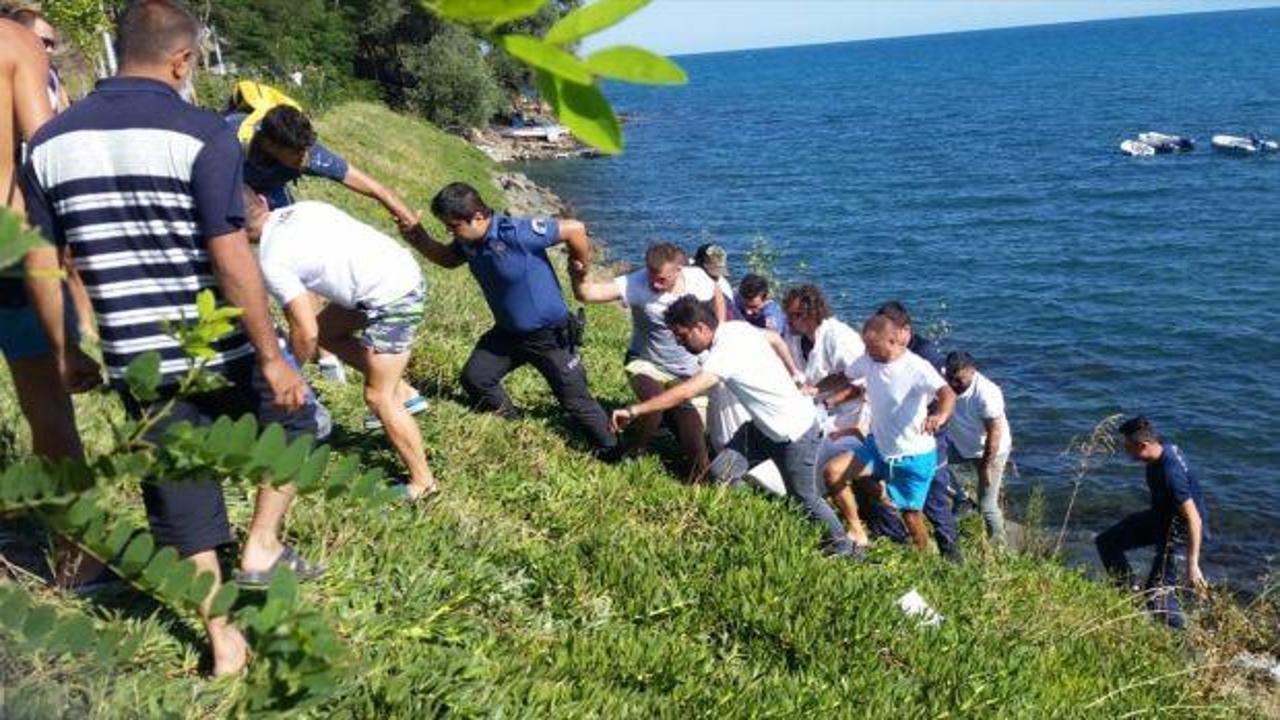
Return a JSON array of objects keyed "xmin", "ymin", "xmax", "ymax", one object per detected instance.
[
  {"xmin": 1211, "ymin": 134, "xmax": 1279, "ymax": 155},
  {"xmin": 500, "ymin": 124, "xmax": 569, "ymax": 142}
]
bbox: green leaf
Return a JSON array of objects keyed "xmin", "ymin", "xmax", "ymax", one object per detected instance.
[
  {"xmin": 292, "ymin": 445, "xmax": 330, "ymax": 493},
  {"xmin": 142, "ymin": 546, "xmax": 179, "ymax": 588},
  {"xmin": 228, "ymin": 414, "xmax": 259, "ymax": 460},
  {"xmin": 104, "ymin": 522, "xmax": 136, "ymax": 558},
  {"xmin": 48, "ymin": 614, "xmax": 95, "ymax": 654},
  {"xmin": 119, "ymin": 533, "xmax": 154, "ymax": 576},
  {"xmin": 186, "ymin": 570, "xmax": 216, "ymax": 607},
  {"xmin": 270, "ymin": 437, "xmax": 311, "ymax": 485},
  {"xmin": 428, "ymin": 0, "xmax": 547, "ymax": 24},
  {"xmin": 160, "ymin": 556, "xmax": 197, "ymax": 599},
  {"xmin": 196, "ymin": 288, "xmax": 215, "ymax": 320},
  {"xmin": 0, "ymin": 587, "xmax": 29, "ymax": 630},
  {"xmin": 208, "ymin": 582, "xmax": 238, "ymax": 617},
  {"xmin": 251, "ymin": 423, "xmax": 287, "ymax": 471},
  {"xmin": 499, "ymin": 35, "xmax": 594, "ymax": 85},
  {"xmin": 536, "ymin": 70, "xmax": 623, "ymax": 154},
  {"xmin": 267, "ymin": 566, "xmax": 298, "ymax": 608},
  {"xmin": 64, "ymin": 495, "xmax": 98, "ymax": 530},
  {"xmin": 22, "ymin": 605, "xmax": 56, "ymax": 642},
  {"xmin": 123, "ymin": 351, "xmax": 162, "ymax": 403},
  {"xmin": 544, "ymin": 0, "xmax": 649, "ymax": 45},
  {"xmin": 0, "ymin": 208, "xmax": 51, "ymax": 270},
  {"xmin": 585, "ymin": 45, "xmax": 687, "ymax": 85}
]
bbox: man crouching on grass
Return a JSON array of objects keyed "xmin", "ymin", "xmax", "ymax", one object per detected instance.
[{"xmin": 243, "ymin": 188, "xmax": 437, "ymax": 500}]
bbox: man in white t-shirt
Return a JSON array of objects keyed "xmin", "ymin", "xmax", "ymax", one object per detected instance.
[
  {"xmin": 824, "ymin": 315, "xmax": 956, "ymax": 553},
  {"xmin": 944, "ymin": 351, "xmax": 1012, "ymax": 546},
  {"xmin": 244, "ymin": 191, "xmax": 437, "ymax": 500},
  {"xmin": 570, "ymin": 242, "xmax": 727, "ymax": 481},
  {"xmin": 610, "ymin": 296, "xmax": 858, "ymax": 559}
]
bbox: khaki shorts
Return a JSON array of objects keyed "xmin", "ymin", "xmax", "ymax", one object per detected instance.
[{"xmin": 625, "ymin": 358, "xmax": 708, "ymax": 420}]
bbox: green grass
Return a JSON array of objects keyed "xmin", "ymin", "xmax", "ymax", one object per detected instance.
[{"xmin": 1, "ymin": 102, "xmax": 1270, "ymax": 718}]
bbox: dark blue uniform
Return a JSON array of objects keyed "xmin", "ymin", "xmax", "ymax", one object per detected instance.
[
  {"xmin": 453, "ymin": 215, "xmax": 615, "ymax": 452},
  {"xmin": 224, "ymin": 112, "xmax": 349, "ymax": 209},
  {"xmin": 1096, "ymin": 442, "xmax": 1209, "ymax": 629}
]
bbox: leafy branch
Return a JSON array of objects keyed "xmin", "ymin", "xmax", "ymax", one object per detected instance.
[{"xmin": 425, "ymin": 0, "xmax": 686, "ymax": 154}]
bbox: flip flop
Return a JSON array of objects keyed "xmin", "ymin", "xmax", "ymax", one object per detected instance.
[
  {"xmin": 388, "ymin": 479, "xmax": 439, "ymax": 504},
  {"xmin": 233, "ymin": 545, "xmax": 324, "ymax": 590}
]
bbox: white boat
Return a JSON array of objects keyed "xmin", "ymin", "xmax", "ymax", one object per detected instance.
[
  {"xmin": 500, "ymin": 124, "xmax": 569, "ymax": 142},
  {"xmin": 1120, "ymin": 139, "xmax": 1156, "ymax": 157},
  {"xmin": 1136, "ymin": 132, "xmax": 1194, "ymax": 152},
  {"xmin": 1211, "ymin": 134, "xmax": 1280, "ymax": 155}
]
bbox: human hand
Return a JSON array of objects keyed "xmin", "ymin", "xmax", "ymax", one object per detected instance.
[
  {"xmin": 568, "ymin": 258, "xmax": 589, "ymax": 282},
  {"xmin": 61, "ymin": 347, "xmax": 102, "ymax": 394},
  {"xmin": 610, "ymin": 407, "xmax": 635, "ymax": 434},
  {"xmin": 922, "ymin": 413, "xmax": 946, "ymax": 434},
  {"xmin": 391, "ymin": 205, "xmax": 421, "ymax": 230},
  {"xmin": 800, "ymin": 383, "xmax": 819, "ymax": 397},
  {"xmin": 260, "ymin": 355, "xmax": 307, "ymax": 412},
  {"xmin": 1188, "ymin": 562, "xmax": 1208, "ymax": 596}
]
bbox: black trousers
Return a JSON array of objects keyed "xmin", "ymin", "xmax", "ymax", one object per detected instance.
[{"xmin": 461, "ymin": 324, "xmax": 616, "ymax": 450}]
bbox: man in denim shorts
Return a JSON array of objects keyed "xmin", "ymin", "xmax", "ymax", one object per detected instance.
[{"xmin": 244, "ymin": 190, "xmax": 437, "ymax": 500}]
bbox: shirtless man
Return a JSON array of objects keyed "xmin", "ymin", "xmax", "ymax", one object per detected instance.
[{"xmin": 1, "ymin": 17, "xmax": 103, "ymax": 586}]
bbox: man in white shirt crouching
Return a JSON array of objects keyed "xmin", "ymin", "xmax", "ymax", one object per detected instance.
[
  {"xmin": 244, "ymin": 190, "xmax": 437, "ymax": 499},
  {"xmin": 944, "ymin": 351, "xmax": 1012, "ymax": 547},
  {"xmin": 825, "ymin": 315, "xmax": 956, "ymax": 553},
  {"xmin": 610, "ymin": 296, "xmax": 858, "ymax": 559}
]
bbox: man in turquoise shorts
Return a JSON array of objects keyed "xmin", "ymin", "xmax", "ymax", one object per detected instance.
[{"xmin": 824, "ymin": 314, "xmax": 956, "ymax": 553}]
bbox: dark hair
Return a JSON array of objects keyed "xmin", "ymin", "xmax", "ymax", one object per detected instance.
[
  {"xmin": 692, "ymin": 243, "xmax": 716, "ymax": 266},
  {"xmin": 431, "ymin": 182, "xmax": 492, "ymax": 223},
  {"xmin": 116, "ymin": 0, "xmax": 199, "ymax": 67},
  {"xmin": 944, "ymin": 351, "xmax": 977, "ymax": 377},
  {"xmin": 862, "ymin": 313, "xmax": 897, "ymax": 336},
  {"xmin": 781, "ymin": 283, "xmax": 831, "ymax": 324},
  {"xmin": 10, "ymin": 8, "xmax": 43, "ymax": 28},
  {"xmin": 875, "ymin": 300, "xmax": 912, "ymax": 329},
  {"xmin": 1119, "ymin": 416, "xmax": 1158, "ymax": 444},
  {"xmin": 644, "ymin": 242, "xmax": 685, "ymax": 270},
  {"xmin": 257, "ymin": 106, "xmax": 316, "ymax": 152},
  {"xmin": 664, "ymin": 295, "xmax": 718, "ymax": 331},
  {"xmin": 738, "ymin": 274, "xmax": 771, "ymax": 301}
]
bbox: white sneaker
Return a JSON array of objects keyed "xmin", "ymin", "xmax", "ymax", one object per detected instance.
[{"xmin": 317, "ymin": 356, "xmax": 347, "ymax": 383}]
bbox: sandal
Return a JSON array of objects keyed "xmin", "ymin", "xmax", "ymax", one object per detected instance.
[{"xmin": 233, "ymin": 545, "xmax": 324, "ymax": 590}]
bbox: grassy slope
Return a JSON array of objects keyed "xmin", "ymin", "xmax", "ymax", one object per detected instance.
[{"xmin": 0, "ymin": 102, "xmax": 1258, "ymax": 718}]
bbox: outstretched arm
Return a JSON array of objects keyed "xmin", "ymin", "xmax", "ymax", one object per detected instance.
[
  {"xmin": 612, "ymin": 371, "xmax": 720, "ymax": 433},
  {"xmin": 922, "ymin": 384, "xmax": 956, "ymax": 434},
  {"xmin": 398, "ymin": 216, "xmax": 465, "ymax": 269},
  {"xmin": 343, "ymin": 164, "xmax": 415, "ymax": 226},
  {"xmin": 557, "ymin": 219, "xmax": 592, "ymax": 270},
  {"xmin": 763, "ymin": 330, "xmax": 803, "ymax": 381}
]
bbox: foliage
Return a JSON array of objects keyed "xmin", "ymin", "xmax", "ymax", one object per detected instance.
[
  {"xmin": 400, "ymin": 23, "xmax": 506, "ymax": 128},
  {"xmin": 427, "ymin": 0, "xmax": 687, "ymax": 153},
  {"xmin": 0, "ymin": 204, "xmax": 392, "ymax": 714},
  {"xmin": 39, "ymin": 0, "xmax": 111, "ymax": 58}
]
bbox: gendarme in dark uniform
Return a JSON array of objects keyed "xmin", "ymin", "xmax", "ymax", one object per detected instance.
[{"xmin": 424, "ymin": 185, "xmax": 616, "ymax": 454}]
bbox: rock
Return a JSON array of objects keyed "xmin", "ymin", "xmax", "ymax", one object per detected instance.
[{"xmin": 495, "ymin": 171, "xmax": 567, "ymax": 217}]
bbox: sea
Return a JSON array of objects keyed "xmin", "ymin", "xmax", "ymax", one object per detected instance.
[{"xmin": 521, "ymin": 8, "xmax": 1280, "ymax": 589}]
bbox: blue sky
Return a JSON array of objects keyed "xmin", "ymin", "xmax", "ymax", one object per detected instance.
[{"xmin": 583, "ymin": 1, "xmax": 1280, "ymax": 55}]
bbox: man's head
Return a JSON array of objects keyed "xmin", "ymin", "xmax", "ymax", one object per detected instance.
[
  {"xmin": 781, "ymin": 283, "xmax": 831, "ymax": 339},
  {"xmin": 944, "ymin": 351, "xmax": 978, "ymax": 395},
  {"xmin": 240, "ymin": 186, "xmax": 270, "ymax": 242},
  {"xmin": 737, "ymin": 274, "xmax": 773, "ymax": 320},
  {"xmin": 875, "ymin": 300, "xmax": 914, "ymax": 344},
  {"xmin": 862, "ymin": 314, "xmax": 906, "ymax": 363},
  {"xmin": 115, "ymin": 0, "xmax": 200, "ymax": 89},
  {"xmin": 430, "ymin": 182, "xmax": 493, "ymax": 241},
  {"xmin": 250, "ymin": 106, "xmax": 315, "ymax": 170},
  {"xmin": 663, "ymin": 295, "xmax": 718, "ymax": 354},
  {"xmin": 644, "ymin": 242, "xmax": 685, "ymax": 293},
  {"xmin": 693, "ymin": 243, "xmax": 727, "ymax": 279},
  {"xmin": 1119, "ymin": 416, "xmax": 1162, "ymax": 462},
  {"xmin": 10, "ymin": 9, "xmax": 56, "ymax": 55}
]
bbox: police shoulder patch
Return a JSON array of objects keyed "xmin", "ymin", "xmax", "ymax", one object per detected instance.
[{"xmin": 530, "ymin": 217, "xmax": 549, "ymax": 235}]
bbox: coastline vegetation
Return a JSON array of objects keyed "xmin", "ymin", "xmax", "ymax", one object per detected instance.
[{"xmin": 1, "ymin": 101, "xmax": 1275, "ymax": 717}]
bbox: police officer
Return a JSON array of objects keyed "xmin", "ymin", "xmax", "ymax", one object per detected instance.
[{"xmin": 402, "ymin": 182, "xmax": 618, "ymax": 457}]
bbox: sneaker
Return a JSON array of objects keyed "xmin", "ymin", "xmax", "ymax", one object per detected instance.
[{"xmin": 364, "ymin": 395, "xmax": 430, "ymax": 430}]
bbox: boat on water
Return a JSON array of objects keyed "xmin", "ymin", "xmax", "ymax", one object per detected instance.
[
  {"xmin": 1211, "ymin": 134, "xmax": 1279, "ymax": 155},
  {"xmin": 500, "ymin": 124, "xmax": 569, "ymax": 142},
  {"xmin": 1119, "ymin": 131, "xmax": 1194, "ymax": 156}
]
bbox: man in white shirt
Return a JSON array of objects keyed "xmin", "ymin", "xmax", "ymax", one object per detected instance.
[
  {"xmin": 610, "ymin": 297, "xmax": 858, "ymax": 558},
  {"xmin": 244, "ymin": 191, "xmax": 437, "ymax": 500},
  {"xmin": 944, "ymin": 351, "xmax": 1012, "ymax": 546},
  {"xmin": 571, "ymin": 242, "xmax": 727, "ymax": 481},
  {"xmin": 825, "ymin": 315, "xmax": 955, "ymax": 553}
]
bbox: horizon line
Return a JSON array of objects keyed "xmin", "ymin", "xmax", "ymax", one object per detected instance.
[{"xmin": 660, "ymin": 4, "xmax": 1280, "ymax": 59}]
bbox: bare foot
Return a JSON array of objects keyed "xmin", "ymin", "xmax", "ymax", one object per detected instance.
[
  {"xmin": 406, "ymin": 480, "xmax": 440, "ymax": 500},
  {"xmin": 209, "ymin": 621, "xmax": 248, "ymax": 677}
]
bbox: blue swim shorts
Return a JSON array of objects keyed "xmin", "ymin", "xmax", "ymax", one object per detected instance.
[{"xmin": 853, "ymin": 435, "xmax": 937, "ymax": 511}]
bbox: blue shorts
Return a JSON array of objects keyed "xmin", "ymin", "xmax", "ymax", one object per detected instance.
[
  {"xmin": 0, "ymin": 303, "xmax": 78, "ymax": 361},
  {"xmin": 853, "ymin": 435, "xmax": 937, "ymax": 511}
]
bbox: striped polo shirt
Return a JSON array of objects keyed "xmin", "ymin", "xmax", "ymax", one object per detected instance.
[{"xmin": 21, "ymin": 77, "xmax": 253, "ymax": 387}]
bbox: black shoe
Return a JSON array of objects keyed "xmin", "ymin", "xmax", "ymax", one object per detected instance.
[
  {"xmin": 953, "ymin": 499, "xmax": 977, "ymax": 521},
  {"xmin": 592, "ymin": 444, "xmax": 626, "ymax": 464},
  {"xmin": 941, "ymin": 545, "xmax": 964, "ymax": 565}
]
